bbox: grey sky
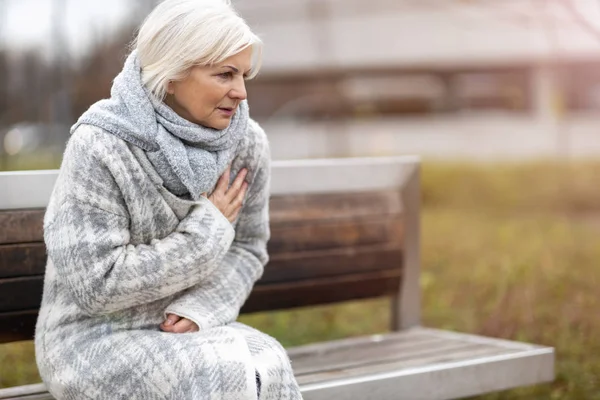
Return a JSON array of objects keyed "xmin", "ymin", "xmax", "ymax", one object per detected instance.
[
  {"xmin": 1, "ymin": 0, "xmax": 138, "ymax": 57},
  {"xmin": 3, "ymin": 0, "xmax": 600, "ymax": 62}
]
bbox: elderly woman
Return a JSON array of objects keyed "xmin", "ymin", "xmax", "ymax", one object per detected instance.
[{"xmin": 34, "ymin": 0, "xmax": 302, "ymax": 399}]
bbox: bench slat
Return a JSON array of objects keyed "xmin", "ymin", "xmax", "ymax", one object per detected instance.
[
  {"xmin": 0, "ymin": 210, "xmax": 45, "ymax": 245},
  {"xmin": 292, "ymin": 329, "xmax": 521, "ymax": 376},
  {"xmin": 241, "ymin": 269, "xmax": 402, "ymax": 313},
  {"xmin": 0, "ymin": 217, "xmax": 403, "ymax": 281},
  {"xmin": 270, "ymin": 191, "xmax": 402, "ymax": 224},
  {"xmin": 0, "ymin": 242, "xmax": 402, "ymax": 285},
  {"xmin": 268, "ymin": 216, "xmax": 402, "ymax": 254},
  {"xmin": 0, "ymin": 269, "xmax": 401, "ymax": 341},
  {"xmin": 0, "ymin": 244, "xmax": 46, "ymax": 278},
  {"xmin": 0, "ymin": 395, "xmax": 53, "ymax": 400},
  {"xmin": 0, "ymin": 191, "xmax": 402, "ymax": 247},
  {"xmin": 293, "ymin": 328, "xmax": 554, "ymax": 400},
  {"xmin": 0, "ymin": 310, "xmax": 38, "ymax": 343},
  {"xmin": 264, "ymin": 244, "xmax": 402, "ymax": 283},
  {"xmin": 0, "ymin": 222, "xmax": 402, "ymax": 279},
  {"xmin": 0, "ymin": 384, "xmax": 51, "ymax": 400},
  {"xmin": 0, "ymin": 394, "xmax": 53, "ymax": 400},
  {"xmin": 0, "ymin": 277, "xmax": 43, "ymax": 312}
]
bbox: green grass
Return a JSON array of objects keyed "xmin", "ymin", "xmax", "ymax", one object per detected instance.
[
  {"xmin": 2, "ymin": 160, "xmax": 600, "ymax": 398},
  {"xmin": 0, "ymin": 153, "xmax": 63, "ymax": 172}
]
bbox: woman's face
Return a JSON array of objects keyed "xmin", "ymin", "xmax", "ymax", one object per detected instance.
[{"xmin": 165, "ymin": 47, "xmax": 252, "ymax": 130}]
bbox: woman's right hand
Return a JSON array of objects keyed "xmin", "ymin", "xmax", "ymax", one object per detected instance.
[{"xmin": 205, "ymin": 166, "xmax": 248, "ymax": 223}]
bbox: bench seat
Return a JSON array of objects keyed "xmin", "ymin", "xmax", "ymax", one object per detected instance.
[
  {"xmin": 0, "ymin": 327, "xmax": 554, "ymax": 400},
  {"xmin": 293, "ymin": 327, "xmax": 553, "ymax": 400}
]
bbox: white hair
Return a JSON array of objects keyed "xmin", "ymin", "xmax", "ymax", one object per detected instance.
[{"xmin": 135, "ymin": 0, "xmax": 262, "ymax": 100}]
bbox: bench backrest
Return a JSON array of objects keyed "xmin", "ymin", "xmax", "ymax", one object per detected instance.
[{"xmin": 0, "ymin": 156, "xmax": 421, "ymax": 343}]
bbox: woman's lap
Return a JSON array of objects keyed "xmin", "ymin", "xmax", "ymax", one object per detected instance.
[{"xmin": 42, "ymin": 323, "xmax": 272, "ymax": 400}]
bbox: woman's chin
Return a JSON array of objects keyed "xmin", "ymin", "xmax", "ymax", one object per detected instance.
[
  {"xmin": 207, "ymin": 118, "xmax": 232, "ymax": 130},
  {"xmin": 192, "ymin": 120, "xmax": 225, "ymax": 130}
]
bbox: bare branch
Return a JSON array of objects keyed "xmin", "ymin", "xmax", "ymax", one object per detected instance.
[{"xmin": 559, "ymin": 0, "xmax": 600, "ymax": 43}]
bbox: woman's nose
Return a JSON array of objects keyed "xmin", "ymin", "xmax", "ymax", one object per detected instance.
[{"xmin": 230, "ymin": 79, "xmax": 247, "ymax": 100}]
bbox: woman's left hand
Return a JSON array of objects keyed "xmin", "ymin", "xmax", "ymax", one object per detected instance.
[{"xmin": 160, "ymin": 313, "xmax": 199, "ymax": 333}]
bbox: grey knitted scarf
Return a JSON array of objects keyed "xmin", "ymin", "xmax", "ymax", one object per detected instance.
[{"xmin": 71, "ymin": 50, "xmax": 248, "ymax": 199}]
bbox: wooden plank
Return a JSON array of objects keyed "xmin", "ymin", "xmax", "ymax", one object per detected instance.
[
  {"xmin": 296, "ymin": 344, "xmax": 521, "ymax": 384},
  {"xmin": 0, "ymin": 277, "xmax": 44, "ymax": 313},
  {"xmin": 0, "ymin": 271, "xmax": 402, "ymax": 341},
  {"xmin": 395, "ymin": 162, "xmax": 421, "ymax": 329},
  {"xmin": 0, "ymin": 243, "xmax": 46, "ymax": 278},
  {"xmin": 0, "ymin": 268, "xmax": 401, "ymax": 322},
  {"xmin": 0, "ymin": 310, "xmax": 38, "ymax": 343},
  {"xmin": 0, "ymin": 383, "xmax": 52, "ymax": 400},
  {"xmin": 292, "ymin": 336, "xmax": 508, "ymax": 376},
  {"xmin": 263, "ymin": 245, "xmax": 402, "ymax": 283},
  {"xmin": 0, "ymin": 171, "xmax": 58, "ymax": 211},
  {"xmin": 0, "ymin": 393, "xmax": 54, "ymax": 400},
  {"xmin": 242, "ymin": 270, "xmax": 401, "ymax": 313},
  {"xmin": 289, "ymin": 328, "xmax": 553, "ymax": 381},
  {"xmin": 0, "ymin": 158, "xmax": 418, "ymax": 209},
  {"xmin": 270, "ymin": 191, "xmax": 402, "ymax": 225},
  {"xmin": 0, "ymin": 240, "xmax": 402, "ymax": 284},
  {"xmin": 289, "ymin": 329, "xmax": 441, "ymax": 364},
  {"xmin": 269, "ymin": 157, "xmax": 417, "ymax": 196},
  {"xmin": 268, "ymin": 216, "xmax": 402, "ymax": 254},
  {"xmin": 0, "ymin": 192, "xmax": 402, "ymax": 249},
  {"xmin": 300, "ymin": 349, "xmax": 554, "ymax": 400},
  {"xmin": 0, "ymin": 393, "xmax": 53, "ymax": 400},
  {"xmin": 295, "ymin": 328, "xmax": 554, "ymax": 400},
  {"xmin": 0, "ymin": 192, "xmax": 401, "ymax": 247},
  {"xmin": 0, "ymin": 196, "xmax": 403, "ymax": 279},
  {"xmin": 296, "ymin": 346, "xmax": 528, "ymax": 387},
  {"xmin": 0, "ymin": 210, "xmax": 44, "ymax": 245}
]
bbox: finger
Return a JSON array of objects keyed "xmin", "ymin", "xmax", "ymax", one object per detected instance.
[
  {"xmin": 228, "ymin": 208, "xmax": 241, "ymax": 223},
  {"xmin": 171, "ymin": 318, "xmax": 196, "ymax": 333},
  {"xmin": 225, "ymin": 182, "xmax": 248, "ymax": 222},
  {"xmin": 160, "ymin": 321, "xmax": 175, "ymax": 332},
  {"xmin": 233, "ymin": 181, "xmax": 248, "ymax": 208},
  {"xmin": 164, "ymin": 314, "xmax": 181, "ymax": 326},
  {"xmin": 159, "ymin": 314, "xmax": 181, "ymax": 332},
  {"xmin": 215, "ymin": 166, "xmax": 231, "ymax": 194},
  {"xmin": 226, "ymin": 169, "xmax": 248, "ymax": 200}
]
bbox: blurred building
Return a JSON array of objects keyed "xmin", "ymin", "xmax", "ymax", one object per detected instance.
[
  {"xmin": 238, "ymin": 0, "xmax": 600, "ymax": 160},
  {"xmin": 2, "ymin": 0, "xmax": 600, "ymax": 168}
]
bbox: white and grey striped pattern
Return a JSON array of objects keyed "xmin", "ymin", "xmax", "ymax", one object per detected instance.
[{"xmin": 35, "ymin": 122, "xmax": 302, "ymax": 400}]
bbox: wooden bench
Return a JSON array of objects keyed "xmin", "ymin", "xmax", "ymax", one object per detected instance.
[{"xmin": 0, "ymin": 156, "xmax": 554, "ymax": 400}]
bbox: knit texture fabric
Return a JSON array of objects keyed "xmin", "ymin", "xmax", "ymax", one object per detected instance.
[
  {"xmin": 34, "ymin": 121, "xmax": 302, "ymax": 399},
  {"xmin": 71, "ymin": 50, "xmax": 248, "ymax": 199}
]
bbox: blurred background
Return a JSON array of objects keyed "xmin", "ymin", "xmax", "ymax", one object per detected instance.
[
  {"xmin": 4, "ymin": 0, "xmax": 600, "ymax": 166},
  {"xmin": 2, "ymin": 0, "xmax": 600, "ymax": 398}
]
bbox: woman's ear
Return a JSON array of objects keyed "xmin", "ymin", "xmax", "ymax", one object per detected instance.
[{"xmin": 166, "ymin": 80, "xmax": 175, "ymax": 95}]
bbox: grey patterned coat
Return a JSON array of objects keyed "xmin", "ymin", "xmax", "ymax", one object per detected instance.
[{"xmin": 34, "ymin": 121, "xmax": 302, "ymax": 400}]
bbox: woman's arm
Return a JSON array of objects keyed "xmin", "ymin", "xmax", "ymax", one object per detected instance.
[
  {"xmin": 43, "ymin": 129, "xmax": 235, "ymax": 316},
  {"xmin": 45, "ymin": 197, "xmax": 235, "ymax": 316},
  {"xmin": 163, "ymin": 123, "xmax": 271, "ymax": 331}
]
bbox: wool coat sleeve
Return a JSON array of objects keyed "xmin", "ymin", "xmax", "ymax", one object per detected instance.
[
  {"xmin": 164, "ymin": 125, "xmax": 271, "ymax": 330},
  {"xmin": 43, "ymin": 130, "xmax": 236, "ymax": 316}
]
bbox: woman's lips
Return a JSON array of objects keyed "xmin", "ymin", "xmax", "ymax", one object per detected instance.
[{"xmin": 217, "ymin": 107, "xmax": 234, "ymax": 116}]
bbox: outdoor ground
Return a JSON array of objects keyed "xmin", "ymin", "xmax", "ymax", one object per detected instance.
[{"xmin": 1, "ymin": 160, "xmax": 599, "ymax": 399}]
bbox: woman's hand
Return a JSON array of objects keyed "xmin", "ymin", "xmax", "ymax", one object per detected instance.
[
  {"xmin": 160, "ymin": 313, "xmax": 199, "ymax": 333},
  {"xmin": 207, "ymin": 166, "xmax": 249, "ymax": 223}
]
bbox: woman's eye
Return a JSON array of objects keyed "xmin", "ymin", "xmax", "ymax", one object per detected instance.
[{"xmin": 218, "ymin": 72, "xmax": 232, "ymax": 79}]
